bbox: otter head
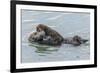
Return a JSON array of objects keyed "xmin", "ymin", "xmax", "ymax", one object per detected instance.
[
  {"xmin": 36, "ymin": 24, "xmax": 47, "ymax": 32},
  {"xmin": 28, "ymin": 31, "xmax": 45, "ymax": 43}
]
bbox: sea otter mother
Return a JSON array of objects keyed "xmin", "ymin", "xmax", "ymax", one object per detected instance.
[{"xmin": 28, "ymin": 24, "xmax": 88, "ymax": 46}]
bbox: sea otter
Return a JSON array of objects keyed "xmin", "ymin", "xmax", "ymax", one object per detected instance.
[{"xmin": 28, "ymin": 24, "xmax": 88, "ymax": 46}]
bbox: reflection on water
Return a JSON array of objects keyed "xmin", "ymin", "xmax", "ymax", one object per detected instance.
[
  {"xmin": 21, "ymin": 10, "xmax": 90, "ymax": 63},
  {"xmin": 29, "ymin": 43, "xmax": 59, "ymax": 55}
]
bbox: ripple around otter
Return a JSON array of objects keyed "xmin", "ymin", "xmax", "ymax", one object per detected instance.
[{"xmin": 21, "ymin": 10, "xmax": 90, "ymax": 63}]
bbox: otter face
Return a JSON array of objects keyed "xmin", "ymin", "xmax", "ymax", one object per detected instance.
[{"xmin": 28, "ymin": 31, "xmax": 45, "ymax": 43}]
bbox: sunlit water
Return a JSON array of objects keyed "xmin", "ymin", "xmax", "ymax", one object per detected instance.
[{"xmin": 21, "ymin": 10, "xmax": 90, "ymax": 63}]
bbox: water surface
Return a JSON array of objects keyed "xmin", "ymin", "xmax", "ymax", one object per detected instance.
[{"xmin": 21, "ymin": 10, "xmax": 90, "ymax": 63}]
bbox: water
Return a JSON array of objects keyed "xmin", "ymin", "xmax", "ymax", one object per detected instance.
[{"xmin": 21, "ymin": 10, "xmax": 90, "ymax": 63}]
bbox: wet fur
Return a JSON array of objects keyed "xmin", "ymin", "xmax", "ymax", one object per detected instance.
[
  {"xmin": 28, "ymin": 31, "xmax": 45, "ymax": 42},
  {"xmin": 28, "ymin": 24, "xmax": 88, "ymax": 46},
  {"xmin": 36, "ymin": 24, "xmax": 64, "ymax": 45}
]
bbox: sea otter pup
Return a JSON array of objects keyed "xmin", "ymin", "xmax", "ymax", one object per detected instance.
[
  {"xmin": 28, "ymin": 31, "xmax": 54, "ymax": 45},
  {"xmin": 28, "ymin": 24, "xmax": 88, "ymax": 46},
  {"xmin": 28, "ymin": 31, "xmax": 45, "ymax": 43}
]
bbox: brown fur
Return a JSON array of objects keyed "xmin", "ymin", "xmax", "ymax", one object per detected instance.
[{"xmin": 36, "ymin": 24, "xmax": 64, "ymax": 45}]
